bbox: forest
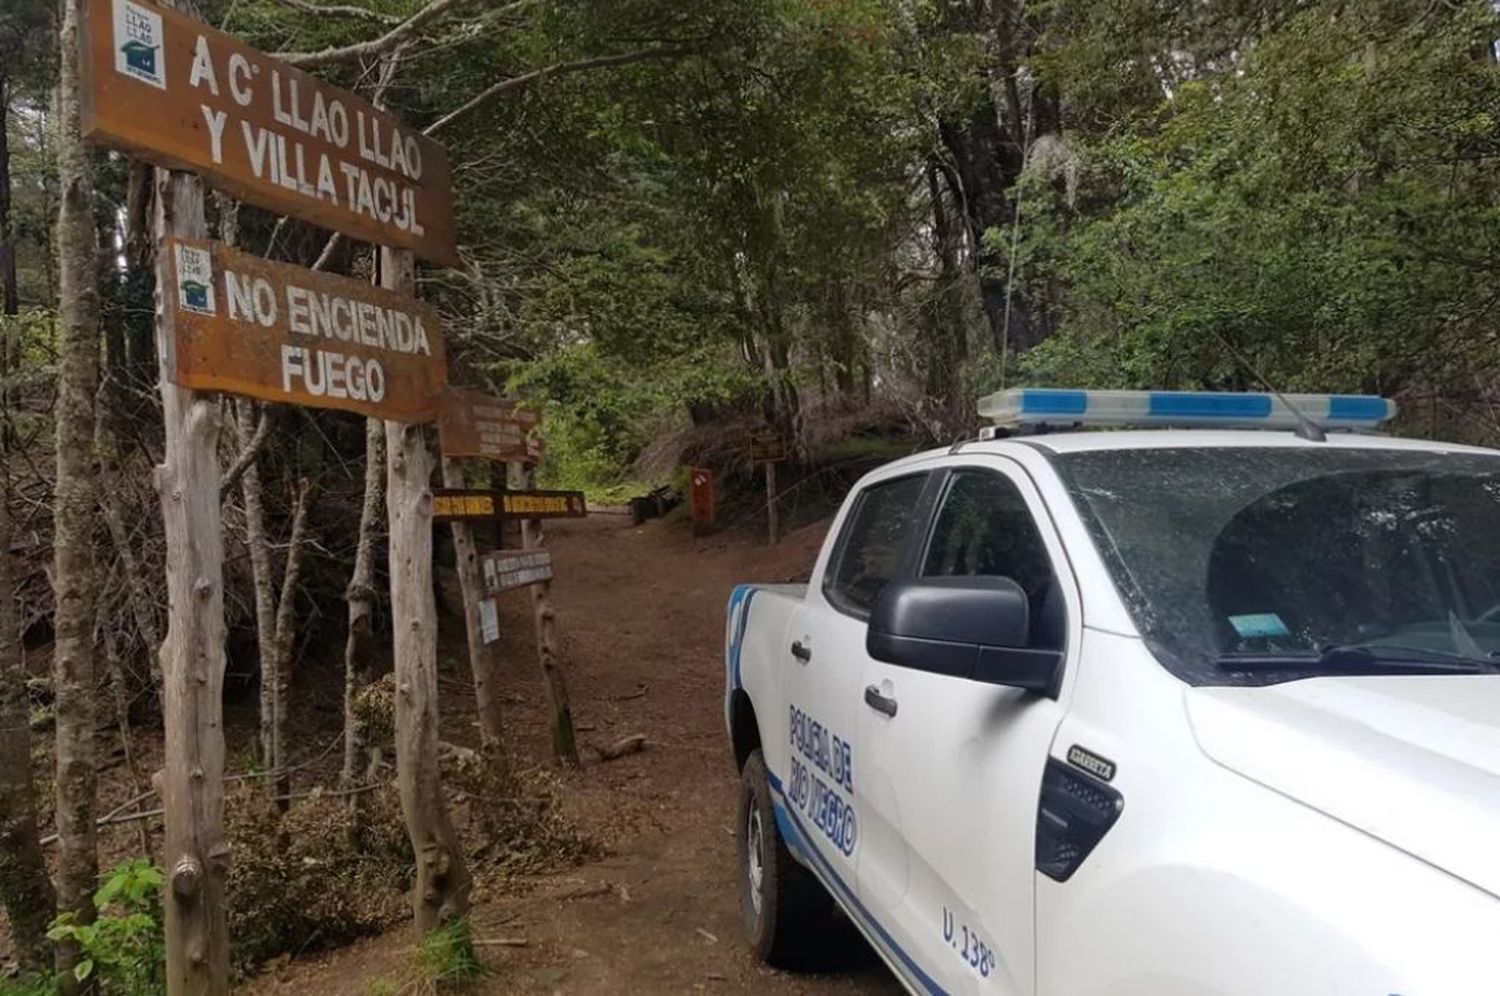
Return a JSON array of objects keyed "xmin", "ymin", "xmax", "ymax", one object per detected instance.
[{"xmin": 2, "ymin": 0, "xmax": 1499, "ymax": 992}]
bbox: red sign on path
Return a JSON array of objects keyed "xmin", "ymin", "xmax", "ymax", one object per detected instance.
[{"xmin": 690, "ymin": 468, "xmax": 716, "ymax": 534}]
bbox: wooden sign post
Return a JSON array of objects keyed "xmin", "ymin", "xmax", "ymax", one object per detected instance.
[
  {"xmin": 750, "ymin": 428, "xmax": 787, "ymax": 545},
  {"xmin": 383, "ymin": 249, "xmax": 471, "ymax": 931},
  {"xmin": 79, "ymin": 0, "xmax": 468, "ymax": 979},
  {"xmin": 435, "ymin": 383, "xmax": 577, "ymax": 766},
  {"xmin": 437, "ymin": 458, "xmax": 506, "ymax": 752},
  {"xmin": 504, "ymin": 460, "xmax": 579, "ymax": 767},
  {"xmin": 153, "ymin": 123, "xmax": 232, "ymax": 996}
]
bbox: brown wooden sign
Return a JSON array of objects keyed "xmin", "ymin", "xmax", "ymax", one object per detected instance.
[
  {"xmin": 81, "ymin": 0, "xmax": 458, "ymax": 265},
  {"xmin": 750, "ymin": 428, "xmax": 787, "ymax": 463},
  {"xmin": 437, "ymin": 387, "xmax": 542, "ymax": 463},
  {"xmin": 481, "ymin": 550, "xmax": 554, "ymax": 593},
  {"xmin": 431, "ymin": 489, "xmax": 502, "ymax": 522},
  {"xmin": 164, "ymin": 236, "xmax": 446, "ymax": 421},
  {"xmin": 503, "ymin": 490, "xmax": 586, "ymax": 519}
]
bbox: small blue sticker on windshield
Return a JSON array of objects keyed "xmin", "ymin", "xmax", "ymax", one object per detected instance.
[{"xmin": 1229, "ymin": 613, "xmax": 1291, "ymax": 638}]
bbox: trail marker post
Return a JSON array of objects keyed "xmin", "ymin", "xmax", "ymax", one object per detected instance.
[{"xmin": 749, "ymin": 428, "xmax": 786, "ymax": 545}]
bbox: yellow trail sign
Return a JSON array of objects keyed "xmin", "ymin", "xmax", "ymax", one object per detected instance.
[
  {"xmin": 165, "ymin": 237, "xmax": 447, "ymax": 422},
  {"xmin": 81, "ymin": 0, "xmax": 458, "ymax": 265}
]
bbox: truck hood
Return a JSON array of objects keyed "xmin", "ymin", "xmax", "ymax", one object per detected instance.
[{"xmin": 1186, "ymin": 675, "xmax": 1500, "ymax": 899}]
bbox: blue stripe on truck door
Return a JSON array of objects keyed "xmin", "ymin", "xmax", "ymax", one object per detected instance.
[{"xmin": 767, "ymin": 770, "xmax": 950, "ymax": 996}]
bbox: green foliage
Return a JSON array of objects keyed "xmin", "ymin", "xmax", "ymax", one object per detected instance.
[
  {"xmin": 415, "ymin": 918, "xmax": 484, "ymax": 990},
  {"xmin": 1017, "ymin": 0, "xmax": 1500, "ymax": 410},
  {"xmin": 44, "ymin": 859, "xmax": 166, "ymax": 996},
  {"xmin": 0, "ymin": 974, "xmax": 51, "ymax": 996}
]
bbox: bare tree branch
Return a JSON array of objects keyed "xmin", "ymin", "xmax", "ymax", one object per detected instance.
[
  {"xmin": 270, "ymin": 0, "xmax": 402, "ymax": 26},
  {"xmin": 220, "ymin": 405, "xmax": 270, "ymax": 498},
  {"xmin": 424, "ymin": 46, "xmax": 688, "ymax": 137},
  {"xmin": 306, "ymin": 43, "xmax": 406, "ymax": 271},
  {"xmin": 274, "ymin": 0, "xmax": 494, "ymax": 68}
]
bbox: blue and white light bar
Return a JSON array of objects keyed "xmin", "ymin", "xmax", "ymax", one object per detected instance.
[{"xmin": 977, "ymin": 388, "xmax": 1396, "ymax": 431}]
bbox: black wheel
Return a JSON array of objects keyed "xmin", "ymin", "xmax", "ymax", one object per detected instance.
[{"xmin": 738, "ymin": 749, "xmax": 835, "ymax": 968}]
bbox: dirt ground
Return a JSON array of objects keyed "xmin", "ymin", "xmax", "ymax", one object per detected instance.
[{"xmin": 242, "ymin": 509, "xmax": 903, "ymax": 995}]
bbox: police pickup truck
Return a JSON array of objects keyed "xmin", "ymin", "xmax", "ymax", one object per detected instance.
[{"xmin": 723, "ymin": 389, "xmax": 1500, "ymax": 996}]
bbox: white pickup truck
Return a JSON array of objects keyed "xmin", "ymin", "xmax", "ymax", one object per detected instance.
[{"xmin": 723, "ymin": 389, "xmax": 1500, "ymax": 996}]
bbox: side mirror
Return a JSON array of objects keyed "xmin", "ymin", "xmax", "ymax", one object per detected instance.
[{"xmin": 866, "ymin": 577, "xmax": 1062, "ymax": 697}]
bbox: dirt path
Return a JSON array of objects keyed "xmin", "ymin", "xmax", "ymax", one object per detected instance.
[{"xmin": 247, "ymin": 511, "xmax": 902, "ymax": 995}]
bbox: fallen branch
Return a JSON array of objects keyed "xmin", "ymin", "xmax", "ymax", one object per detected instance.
[
  {"xmin": 612, "ymin": 683, "xmax": 649, "ymax": 702},
  {"xmin": 553, "ymin": 881, "xmax": 613, "ymax": 902},
  {"xmin": 592, "ymin": 734, "xmax": 646, "ymax": 761},
  {"xmin": 39, "ymin": 783, "xmax": 383, "ymax": 846}
]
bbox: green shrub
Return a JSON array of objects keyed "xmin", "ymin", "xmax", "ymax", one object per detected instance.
[{"xmin": 45, "ymin": 859, "xmax": 166, "ymax": 996}]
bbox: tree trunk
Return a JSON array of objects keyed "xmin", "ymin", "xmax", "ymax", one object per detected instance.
[
  {"xmin": 236, "ymin": 399, "xmax": 280, "ymax": 777},
  {"xmin": 0, "ymin": 449, "xmax": 54, "ymax": 974},
  {"xmin": 54, "ymin": 0, "xmax": 102, "ymax": 987},
  {"xmin": 441, "ymin": 457, "xmax": 506, "ymax": 755},
  {"xmin": 154, "ymin": 162, "xmax": 231, "ymax": 995},
  {"xmin": 383, "ymin": 246, "xmax": 471, "ymax": 933},
  {"xmin": 0, "ymin": 76, "xmax": 18, "ymax": 316},
  {"xmin": 507, "ymin": 462, "xmax": 579, "ymax": 767},
  {"xmin": 269, "ymin": 480, "xmax": 313, "ymax": 807},
  {"xmin": 342, "ymin": 417, "xmax": 384, "ymax": 800}
]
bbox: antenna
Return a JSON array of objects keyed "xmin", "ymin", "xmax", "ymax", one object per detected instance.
[{"xmin": 1207, "ymin": 330, "xmax": 1325, "ymax": 442}]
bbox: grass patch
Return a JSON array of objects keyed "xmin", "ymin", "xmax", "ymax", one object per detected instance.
[{"xmin": 417, "ymin": 919, "xmax": 484, "ymax": 990}]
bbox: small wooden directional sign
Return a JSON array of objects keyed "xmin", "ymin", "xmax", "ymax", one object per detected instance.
[
  {"xmin": 437, "ymin": 387, "xmax": 543, "ymax": 463},
  {"xmin": 481, "ymin": 550, "xmax": 554, "ymax": 593},
  {"xmin": 502, "ymin": 490, "xmax": 586, "ymax": 519},
  {"xmin": 163, "ymin": 237, "xmax": 446, "ymax": 421},
  {"xmin": 80, "ymin": 0, "xmax": 458, "ymax": 264},
  {"xmin": 431, "ymin": 489, "xmax": 585, "ymax": 521},
  {"xmin": 431, "ymin": 489, "xmax": 502, "ymax": 522},
  {"xmin": 750, "ymin": 428, "xmax": 787, "ymax": 463}
]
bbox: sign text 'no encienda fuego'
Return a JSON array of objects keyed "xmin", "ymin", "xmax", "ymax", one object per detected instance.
[{"xmin": 166, "ymin": 237, "xmax": 446, "ymax": 421}]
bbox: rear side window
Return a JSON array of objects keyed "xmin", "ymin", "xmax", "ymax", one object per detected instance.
[{"xmin": 826, "ymin": 474, "xmax": 926, "ymax": 615}]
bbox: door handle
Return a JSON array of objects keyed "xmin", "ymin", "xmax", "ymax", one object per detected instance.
[
  {"xmin": 790, "ymin": 641, "xmax": 812, "ymax": 663},
  {"xmin": 864, "ymin": 684, "xmax": 898, "ymax": 717}
]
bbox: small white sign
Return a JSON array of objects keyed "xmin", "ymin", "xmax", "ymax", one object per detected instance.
[
  {"xmin": 482, "ymin": 550, "xmax": 553, "ymax": 592},
  {"xmin": 113, "ymin": 0, "xmax": 166, "ymax": 90},
  {"xmin": 173, "ymin": 244, "xmax": 216, "ymax": 316},
  {"xmin": 478, "ymin": 598, "xmax": 499, "ymax": 644}
]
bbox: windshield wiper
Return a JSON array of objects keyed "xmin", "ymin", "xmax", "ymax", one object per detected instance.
[{"xmin": 1215, "ymin": 643, "xmax": 1492, "ymax": 673}]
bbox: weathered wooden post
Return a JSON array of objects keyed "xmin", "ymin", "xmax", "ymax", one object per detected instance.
[
  {"xmin": 750, "ymin": 427, "xmax": 787, "ymax": 545},
  {"xmin": 383, "ymin": 248, "xmax": 472, "ymax": 929},
  {"xmin": 765, "ymin": 458, "xmax": 779, "ymax": 545},
  {"xmin": 506, "ymin": 460, "xmax": 580, "ymax": 767},
  {"xmin": 154, "ymin": 164, "xmax": 232, "ymax": 995},
  {"xmin": 439, "ymin": 459, "xmax": 507, "ymax": 752}
]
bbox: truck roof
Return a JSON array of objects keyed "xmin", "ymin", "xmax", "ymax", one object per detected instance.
[
  {"xmin": 882, "ymin": 429, "xmax": 1500, "ymax": 473},
  {"xmin": 1010, "ymin": 428, "xmax": 1500, "ymax": 456}
]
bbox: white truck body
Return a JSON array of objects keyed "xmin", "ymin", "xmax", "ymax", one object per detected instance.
[{"xmin": 725, "ymin": 428, "xmax": 1500, "ymax": 996}]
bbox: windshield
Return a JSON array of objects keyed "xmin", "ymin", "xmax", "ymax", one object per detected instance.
[{"xmin": 1056, "ymin": 446, "xmax": 1500, "ymax": 685}]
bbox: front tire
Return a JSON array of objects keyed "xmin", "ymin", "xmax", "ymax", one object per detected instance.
[{"xmin": 738, "ymin": 749, "xmax": 834, "ymax": 968}]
